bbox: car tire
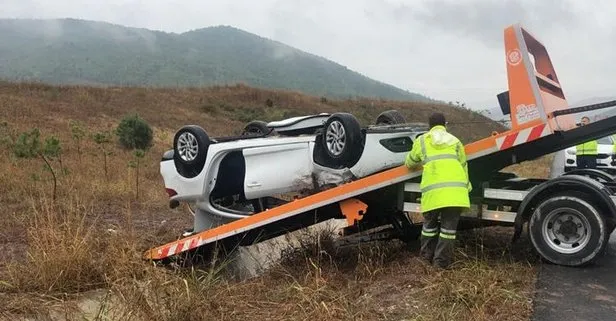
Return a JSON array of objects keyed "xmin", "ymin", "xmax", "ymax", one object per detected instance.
[
  {"xmin": 319, "ymin": 113, "xmax": 364, "ymax": 168},
  {"xmin": 242, "ymin": 120, "xmax": 271, "ymax": 136},
  {"xmin": 173, "ymin": 125, "xmax": 210, "ymax": 178},
  {"xmin": 376, "ymin": 110, "xmax": 406, "ymax": 125},
  {"xmin": 528, "ymin": 191, "xmax": 609, "ymax": 267}
]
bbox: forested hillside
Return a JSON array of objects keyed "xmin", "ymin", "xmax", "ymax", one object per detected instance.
[{"xmin": 0, "ymin": 18, "xmax": 431, "ymax": 102}]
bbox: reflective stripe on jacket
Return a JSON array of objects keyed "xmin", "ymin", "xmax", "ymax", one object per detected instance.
[
  {"xmin": 405, "ymin": 125, "xmax": 471, "ymax": 213},
  {"xmin": 575, "ymin": 140, "xmax": 598, "ymax": 155}
]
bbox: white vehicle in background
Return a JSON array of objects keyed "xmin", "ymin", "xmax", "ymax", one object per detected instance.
[
  {"xmin": 564, "ymin": 135, "xmax": 616, "ymax": 174},
  {"xmin": 160, "ymin": 110, "xmax": 428, "ymax": 235}
]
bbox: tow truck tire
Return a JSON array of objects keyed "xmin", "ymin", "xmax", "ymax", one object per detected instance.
[
  {"xmin": 173, "ymin": 125, "xmax": 210, "ymax": 178},
  {"xmin": 562, "ymin": 169, "xmax": 615, "ymax": 184},
  {"xmin": 320, "ymin": 113, "xmax": 364, "ymax": 168},
  {"xmin": 376, "ymin": 110, "xmax": 406, "ymax": 125},
  {"xmin": 529, "ymin": 192, "xmax": 608, "ymax": 267}
]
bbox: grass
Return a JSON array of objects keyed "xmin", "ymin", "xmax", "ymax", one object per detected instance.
[
  {"xmin": 0, "ymin": 81, "xmax": 547, "ymax": 320},
  {"xmin": 504, "ymin": 154, "xmax": 555, "ymax": 179}
]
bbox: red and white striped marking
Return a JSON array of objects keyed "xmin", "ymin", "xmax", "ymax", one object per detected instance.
[
  {"xmin": 155, "ymin": 236, "xmax": 205, "ymax": 258},
  {"xmin": 495, "ymin": 123, "xmax": 551, "ymax": 150}
]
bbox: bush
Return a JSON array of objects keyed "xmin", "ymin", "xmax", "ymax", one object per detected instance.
[{"xmin": 115, "ymin": 114, "xmax": 153, "ymax": 150}]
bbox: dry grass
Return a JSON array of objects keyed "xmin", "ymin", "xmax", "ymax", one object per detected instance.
[
  {"xmin": 0, "ymin": 81, "xmax": 539, "ymax": 321},
  {"xmin": 503, "ymin": 154, "xmax": 555, "ymax": 179},
  {"xmin": 0, "ymin": 81, "xmax": 505, "ymax": 143}
]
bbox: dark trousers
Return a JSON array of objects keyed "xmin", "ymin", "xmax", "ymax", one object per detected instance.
[
  {"xmin": 576, "ymin": 155, "xmax": 597, "ymax": 169},
  {"xmin": 420, "ymin": 207, "xmax": 462, "ymax": 268}
]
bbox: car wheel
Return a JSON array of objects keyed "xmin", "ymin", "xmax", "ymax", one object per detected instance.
[
  {"xmin": 320, "ymin": 113, "xmax": 363, "ymax": 168},
  {"xmin": 242, "ymin": 120, "xmax": 271, "ymax": 136},
  {"xmin": 528, "ymin": 191, "xmax": 609, "ymax": 267},
  {"xmin": 375, "ymin": 110, "xmax": 406, "ymax": 125},
  {"xmin": 173, "ymin": 125, "xmax": 210, "ymax": 178}
]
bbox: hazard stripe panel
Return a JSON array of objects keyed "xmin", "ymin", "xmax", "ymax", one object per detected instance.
[{"xmin": 495, "ymin": 123, "xmax": 550, "ymax": 150}]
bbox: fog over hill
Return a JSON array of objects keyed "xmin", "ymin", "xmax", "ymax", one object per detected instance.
[{"xmin": 0, "ymin": 18, "xmax": 433, "ymax": 102}]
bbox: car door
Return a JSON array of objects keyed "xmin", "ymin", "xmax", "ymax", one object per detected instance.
[{"xmin": 242, "ymin": 142, "xmax": 314, "ymax": 200}]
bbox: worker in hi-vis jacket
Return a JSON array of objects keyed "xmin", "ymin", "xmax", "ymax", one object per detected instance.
[
  {"xmin": 575, "ymin": 116, "xmax": 598, "ymax": 169},
  {"xmin": 404, "ymin": 112, "xmax": 472, "ymax": 269}
]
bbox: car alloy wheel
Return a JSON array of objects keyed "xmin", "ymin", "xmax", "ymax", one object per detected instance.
[
  {"xmin": 177, "ymin": 132, "xmax": 199, "ymax": 162},
  {"xmin": 318, "ymin": 113, "xmax": 363, "ymax": 169},
  {"xmin": 326, "ymin": 120, "xmax": 346, "ymax": 156},
  {"xmin": 173, "ymin": 125, "xmax": 210, "ymax": 178}
]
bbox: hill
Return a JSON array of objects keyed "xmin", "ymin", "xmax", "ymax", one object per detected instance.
[
  {"xmin": 0, "ymin": 18, "xmax": 432, "ymax": 102},
  {"xmin": 0, "ymin": 82, "xmax": 536, "ymax": 321}
]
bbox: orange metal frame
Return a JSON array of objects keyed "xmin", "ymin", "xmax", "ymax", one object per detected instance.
[{"xmin": 143, "ymin": 23, "xmax": 577, "ymax": 261}]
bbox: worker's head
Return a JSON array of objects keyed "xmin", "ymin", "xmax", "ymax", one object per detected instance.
[
  {"xmin": 581, "ymin": 116, "xmax": 590, "ymax": 126},
  {"xmin": 429, "ymin": 112, "xmax": 447, "ymax": 128}
]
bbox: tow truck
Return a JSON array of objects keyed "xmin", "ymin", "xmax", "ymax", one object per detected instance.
[{"xmin": 144, "ymin": 23, "xmax": 616, "ymax": 268}]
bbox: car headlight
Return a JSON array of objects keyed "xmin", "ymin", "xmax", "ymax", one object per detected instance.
[{"xmin": 566, "ymin": 149, "xmax": 576, "ymax": 155}]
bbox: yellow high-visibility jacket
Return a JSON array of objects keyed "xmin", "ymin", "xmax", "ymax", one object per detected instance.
[
  {"xmin": 405, "ymin": 125, "xmax": 471, "ymax": 213},
  {"xmin": 576, "ymin": 140, "xmax": 598, "ymax": 155}
]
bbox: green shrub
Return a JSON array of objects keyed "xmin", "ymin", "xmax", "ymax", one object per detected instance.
[
  {"xmin": 12, "ymin": 128, "xmax": 63, "ymax": 200},
  {"xmin": 115, "ymin": 114, "xmax": 153, "ymax": 150}
]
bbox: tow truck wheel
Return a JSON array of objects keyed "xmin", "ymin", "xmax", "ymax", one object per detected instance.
[
  {"xmin": 375, "ymin": 110, "xmax": 406, "ymax": 125},
  {"xmin": 562, "ymin": 169, "xmax": 615, "ymax": 184},
  {"xmin": 320, "ymin": 113, "xmax": 363, "ymax": 168},
  {"xmin": 173, "ymin": 125, "xmax": 210, "ymax": 178},
  {"xmin": 529, "ymin": 192, "xmax": 608, "ymax": 267}
]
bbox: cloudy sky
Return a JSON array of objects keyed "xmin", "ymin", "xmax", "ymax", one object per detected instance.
[{"xmin": 2, "ymin": 0, "xmax": 615, "ymax": 110}]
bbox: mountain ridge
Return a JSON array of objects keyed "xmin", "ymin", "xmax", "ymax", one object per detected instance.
[{"xmin": 0, "ymin": 18, "xmax": 433, "ymax": 102}]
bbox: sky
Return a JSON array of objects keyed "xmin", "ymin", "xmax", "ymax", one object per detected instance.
[{"xmin": 2, "ymin": 0, "xmax": 616, "ymax": 111}]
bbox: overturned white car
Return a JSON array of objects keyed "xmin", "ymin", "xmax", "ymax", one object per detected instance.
[{"xmin": 160, "ymin": 110, "xmax": 428, "ymax": 235}]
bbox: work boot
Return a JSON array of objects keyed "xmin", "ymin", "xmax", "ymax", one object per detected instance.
[
  {"xmin": 420, "ymin": 210, "xmax": 439, "ymax": 262},
  {"xmin": 433, "ymin": 257, "xmax": 452, "ymax": 270},
  {"xmin": 420, "ymin": 235, "xmax": 437, "ymax": 262}
]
